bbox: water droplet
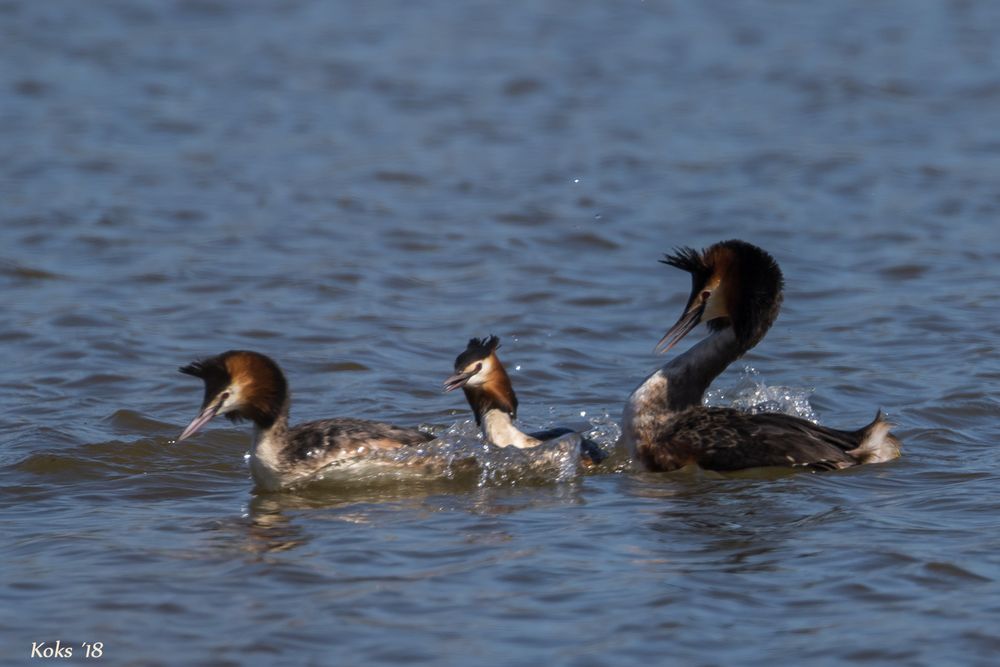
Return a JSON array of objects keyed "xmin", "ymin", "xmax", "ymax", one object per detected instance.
[
  {"xmin": 573, "ymin": 178, "xmax": 580, "ymax": 184},
  {"xmin": 515, "ymin": 365, "xmax": 521, "ymax": 371}
]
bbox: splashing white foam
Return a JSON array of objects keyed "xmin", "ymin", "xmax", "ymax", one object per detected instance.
[
  {"xmin": 301, "ymin": 410, "xmax": 622, "ymax": 488},
  {"xmin": 474, "ymin": 436, "xmax": 581, "ymax": 485},
  {"xmin": 703, "ymin": 366, "xmax": 819, "ymax": 423}
]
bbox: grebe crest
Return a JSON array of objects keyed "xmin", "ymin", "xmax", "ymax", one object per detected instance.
[
  {"xmin": 179, "ymin": 350, "xmax": 288, "ymax": 436},
  {"xmin": 443, "ymin": 336, "xmax": 516, "ymax": 425},
  {"xmin": 657, "ymin": 239, "xmax": 783, "ymax": 355}
]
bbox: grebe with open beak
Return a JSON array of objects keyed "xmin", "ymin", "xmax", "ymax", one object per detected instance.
[
  {"xmin": 444, "ymin": 336, "xmax": 606, "ymax": 467},
  {"xmin": 622, "ymin": 240, "xmax": 901, "ymax": 472},
  {"xmin": 177, "ymin": 350, "xmax": 434, "ymax": 491}
]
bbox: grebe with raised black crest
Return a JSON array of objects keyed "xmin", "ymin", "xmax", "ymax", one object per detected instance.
[
  {"xmin": 444, "ymin": 336, "xmax": 606, "ymax": 467},
  {"xmin": 622, "ymin": 240, "xmax": 901, "ymax": 472}
]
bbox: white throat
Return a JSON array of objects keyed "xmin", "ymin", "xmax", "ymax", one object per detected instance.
[
  {"xmin": 249, "ymin": 416, "xmax": 290, "ymax": 491},
  {"xmin": 482, "ymin": 409, "xmax": 541, "ymax": 449}
]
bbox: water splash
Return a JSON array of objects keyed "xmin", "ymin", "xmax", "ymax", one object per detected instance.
[
  {"xmin": 581, "ymin": 411, "xmax": 622, "ymax": 450},
  {"xmin": 448, "ymin": 410, "xmax": 621, "ymax": 487},
  {"xmin": 704, "ymin": 366, "xmax": 819, "ymax": 423},
  {"xmin": 299, "ymin": 411, "xmax": 622, "ymax": 489},
  {"xmin": 474, "ymin": 436, "xmax": 581, "ymax": 486}
]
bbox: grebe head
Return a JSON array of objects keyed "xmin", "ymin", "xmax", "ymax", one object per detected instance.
[
  {"xmin": 656, "ymin": 239, "xmax": 784, "ymax": 354},
  {"xmin": 177, "ymin": 350, "xmax": 288, "ymax": 440},
  {"xmin": 443, "ymin": 335, "xmax": 502, "ymax": 391},
  {"xmin": 443, "ymin": 335, "xmax": 517, "ymax": 422}
]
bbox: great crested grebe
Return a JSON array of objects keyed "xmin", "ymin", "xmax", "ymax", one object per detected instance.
[
  {"xmin": 176, "ymin": 350, "xmax": 434, "ymax": 491},
  {"xmin": 444, "ymin": 336, "xmax": 607, "ymax": 466},
  {"xmin": 622, "ymin": 239, "xmax": 901, "ymax": 472}
]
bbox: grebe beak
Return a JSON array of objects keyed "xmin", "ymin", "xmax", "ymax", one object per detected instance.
[
  {"xmin": 443, "ymin": 370, "xmax": 474, "ymax": 392},
  {"xmin": 655, "ymin": 298, "xmax": 706, "ymax": 354},
  {"xmin": 177, "ymin": 402, "xmax": 222, "ymax": 441}
]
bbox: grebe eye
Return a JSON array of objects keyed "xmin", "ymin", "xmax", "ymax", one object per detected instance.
[
  {"xmin": 701, "ymin": 290, "xmax": 711, "ymax": 301},
  {"xmin": 474, "ymin": 363, "xmax": 482, "ymax": 373},
  {"xmin": 219, "ymin": 391, "xmax": 230, "ymax": 403}
]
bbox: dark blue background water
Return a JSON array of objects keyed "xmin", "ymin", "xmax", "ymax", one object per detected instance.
[{"xmin": 2, "ymin": 1, "xmax": 999, "ymax": 664}]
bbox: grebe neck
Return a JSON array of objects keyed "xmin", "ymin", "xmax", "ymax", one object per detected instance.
[
  {"xmin": 249, "ymin": 399, "xmax": 291, "ymax": 489},
  {"xmin": 623, "ymin": 327, "xmax": 743, "ymax": 458},
  {"xmin": 658, "ymin": 326, "xmax": 743, "ymax": 412},
  {"xmin": 481, "ymin": 408, "xmax": 541, "ymax": 449}
]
